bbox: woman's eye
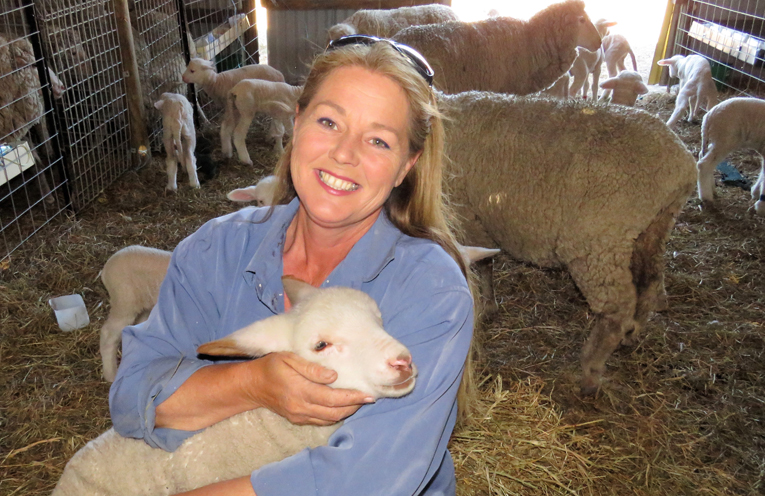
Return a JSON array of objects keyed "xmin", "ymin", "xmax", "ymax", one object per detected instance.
[
  {"xmin": 371, "ymin": 138, "xmax": 390, "ymax": 149},
  {"xmin": 314, "ymin": 341, "xmax": 330, "ymax": 351},
  {"xmin": 318, "ymin": 118, "xmax": 336, "ymax": 129}
]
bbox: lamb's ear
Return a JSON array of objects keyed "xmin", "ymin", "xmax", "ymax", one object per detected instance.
[
  {"xmin": 282, "ymin": 276, "xmax": 317, "ymax": 306},
  {"xmin": 197, "ymin": 315, "xmax": 293, "ymax": 357},
  {"xmin": 153, "ymin": 99, "xmax": 165, "ymax": 110},
  {"xmin": 227, "ymin": 186, "xmax": 259, "ymax": 202},
  {"xmin": 635, "ymin": 82, "xmax": 649, "ymax": 95},
  {"xmin": 657, "ymin": 59, "xmax": 672, "ymax": 66},
  {"xmin": 457, "ymin": 243, "xmax": 501, "ymax": 265},
  {"xmin": 600, "ymin": 78, "xmax": 617, "ymax": 89}
]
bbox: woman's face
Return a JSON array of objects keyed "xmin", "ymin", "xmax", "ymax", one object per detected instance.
[{"xmin": 290, "ymin": 65, "xmax": 420, "ymax": 231}]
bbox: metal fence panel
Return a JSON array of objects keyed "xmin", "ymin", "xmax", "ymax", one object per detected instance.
[
  {"xmin": 1, "ymin": 0, "xmax": 68, "ymax": 261},
  {"xmin": 673, "ymin": 0, "xmax": 765, "ymax": 95}
]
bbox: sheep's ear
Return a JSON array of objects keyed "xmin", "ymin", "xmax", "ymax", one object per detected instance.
[
  {"xmin": 457, "ymin": 244, "xmax": 501, "ymax": 265},
  {"xmin": 197, "ymin": 315, "xmax": 293, "ymax": 357},
  {"xmin": 600, "ymin": 78, "xmax": 617, "ymax": 89},
  {"xmin": 282, "ymin": 276, "xmax": 318, "ymax": 307},
  {"xmin": 227, "ymin": 186, "xmax": 259, "ymax": 202}
]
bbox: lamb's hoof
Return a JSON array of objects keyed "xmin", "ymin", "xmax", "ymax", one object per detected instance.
[
  {"xmin": 580, "ymin": 380, "xmax": 600, "ymax": 397},
  {"xmin": 699, "ymin": 199, "xmax": 716, "ymax": 212},
  {"xmin": 241, "ymin": 160, "xmax": 253, "ymax": 167},
  {"xmin": 165, "ymin": 186, "xmax": 178, "ymax": 194}
]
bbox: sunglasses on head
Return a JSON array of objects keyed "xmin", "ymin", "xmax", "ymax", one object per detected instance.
[{"xmin": 326, "ymin": 34, "xmax": 435, "ymax": 87}]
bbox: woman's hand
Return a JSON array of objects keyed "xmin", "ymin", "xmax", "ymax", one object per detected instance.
[{"xmin": 244, "ymin": 351, "xmax": 373, "ymax": 425}]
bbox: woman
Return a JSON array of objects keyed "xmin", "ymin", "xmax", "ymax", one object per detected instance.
[{"xmin": 110, "ymin": 36, "xmax": 474, "ymax": 495}]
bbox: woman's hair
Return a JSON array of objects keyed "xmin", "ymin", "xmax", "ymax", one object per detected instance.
[{"xmin": 271, "ymin": 41, "xmax": 479, "ymax": 423}]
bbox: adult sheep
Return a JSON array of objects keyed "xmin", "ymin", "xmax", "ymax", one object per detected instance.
[
  {"xmin": 53, "ymin": 277, "xmax": 417, "ymax": 496},
  {"xmin": 392, "ymin": 0, "xmax": 601, "ymax": 95},
  {"xmin": 326, "ymin": 4, "xmax": 459, "ymax": 42},
  {"xmin": 439, "ymin": 92, "xmax": 696, "ymax": 394}
]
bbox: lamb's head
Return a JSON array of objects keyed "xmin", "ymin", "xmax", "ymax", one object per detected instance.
[
  {"xmin": 182, "ymin": 58, "xmax": 216, "ymax": 84},
  {"xmin": 197, "ymin": 277, "xmax": 417, "ymax": 399},
  {"xmin": 227, "ymin": 175, "xmax": 280, "ymax": 206},
  {"xmin": 657, "ymin": 55, "xmax": 685, "ymax": 79}
]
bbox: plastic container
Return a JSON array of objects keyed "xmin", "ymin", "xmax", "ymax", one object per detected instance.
[{"xmin": 48, "ymin": 294, "xmax": 90, "ymax": 332}]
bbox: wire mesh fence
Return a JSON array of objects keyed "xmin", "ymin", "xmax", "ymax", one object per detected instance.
[
  {"xmin": 672, "ymin": 0, "xmax": 765, "ymax": 95},
  {"xmin": 1, "ymin": 0, "xmax": 68, "ymax": 260}
]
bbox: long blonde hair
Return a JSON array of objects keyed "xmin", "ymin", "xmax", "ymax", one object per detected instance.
[{"xmin": 271, "ymin": 41, "xmax": 478, "ymax": 422}]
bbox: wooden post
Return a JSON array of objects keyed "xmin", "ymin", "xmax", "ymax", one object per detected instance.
[
  {"xmin": 114, "ymin": 0, "xmax": 151, "ymax": 167},
  {"xmin": 244, "ymin": 0, "xmax": 260, "ymax": 63}
]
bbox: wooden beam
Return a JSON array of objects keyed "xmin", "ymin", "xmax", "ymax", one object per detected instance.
[{"xmin": 261, "ymin": 0, "xmax": 449, "ymax": 10}]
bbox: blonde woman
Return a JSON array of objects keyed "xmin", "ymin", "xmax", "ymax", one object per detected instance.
[{"xmin": 110, "ymin": 36, "xmax": 473, "ymax": 495}]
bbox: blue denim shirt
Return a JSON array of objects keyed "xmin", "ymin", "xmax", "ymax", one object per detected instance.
[{"xmin": 109, "ymin": 198, "xmax": 474, "ymax": 496}]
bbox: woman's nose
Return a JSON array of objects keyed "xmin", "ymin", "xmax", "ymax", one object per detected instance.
[{"xmin": 328, "ymin": 132, "xmax": 360, "ymax": 167}]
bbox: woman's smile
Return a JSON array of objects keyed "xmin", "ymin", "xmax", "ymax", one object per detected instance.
[{"xmin": 317, "ymin": 170, "xmax": 360, "ymax": 193}]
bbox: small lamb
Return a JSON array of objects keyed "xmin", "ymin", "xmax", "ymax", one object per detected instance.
[
  {"xmin": 227, "ymin": 175, "xmax": 280, "ymax": 206},
  {"xmin": 99, "ymin": 245, "xmax": 172, "ymax": 382},
  {"xmin": 52, "ymin": 277, "xmax": 416, "ymax": 496},
  {"xmin": 220, "ymin": 79, "xmax": 303, "ymax": 164},
  {"xmin": 657, "ymin": 54, "xmax": 718, "ymax": 128},
  {"xmin": 599, "ymin": 70, "xmax": 648, "ymax": 106},
  {"xmin": 568, "ymin": 19, "xmax": 617, "ymax": 100},
  {"xmin": 696, "ymin": 97, "xmax": 765, "ymax": 215},
  {"xmin": 153, "ymin": 93, "xmax": 199, "ymax": 191},
  {"xmin": 181, "ymin": 58, "xmax": 285, "ymax": 107}
]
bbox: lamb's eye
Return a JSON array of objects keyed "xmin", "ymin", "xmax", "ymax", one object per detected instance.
[{"xmin": 314, "ymin": 341, "xmax": 329, "ymax": 351}]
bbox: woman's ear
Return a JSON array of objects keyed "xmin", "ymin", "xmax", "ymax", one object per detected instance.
[{"xmin": 395, "ymin": 151, "xmax": 422, "ymax": 187}]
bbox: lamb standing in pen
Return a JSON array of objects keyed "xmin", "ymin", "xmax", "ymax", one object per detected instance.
[
  {"xmin": 326, "ymin": 4, "xmax": 459, "ymax": 42},
  {"xmin": 181, "ymin": 58, "xmax": 285, "ymax": 108},
  {"xmin": 657, "ymin": 54, "xmax": 718, "ymax": 128},
  {"xmin": 221, "ymin": 79, "xmax": 303, "ymax": 164},
  {"xmin": 568, "ymin": 18, "xmax": 617, "ymax": 100},
  {"xmin": 599, "ymin": 33, "xmax": 638, "ymax": 92},
  {"xmin": 99, "ymin": 245, "xmax": 172, "ymax": 382},
  {"xmin": 439, "ymin": 91, "xmax": 696, "ymax": 394},
  {"xmin": 599, "ymin": 70, "xmax": 648, "ymax": 106},
  {"xmin": 154, "ymin": 93, "xmax": 199, "ymax": 191},
  {"xmin": 53, "ymin": 277, "xmax": 416, "ymax": 496},
  {"xmin": 392, "ymin": 0, "xmax": 602, "ymax": 95},
  {"xmin": 696, "ymin": 97, "xmax": 765, "ymax": 215}
]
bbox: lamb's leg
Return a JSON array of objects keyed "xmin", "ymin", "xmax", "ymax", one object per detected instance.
[
  {"xmin": 269, "ymin": 119, "xmax": 286, "ymax": 154},
  {"xmin": 568, "ymin": 248, "xmax": 637, "ymax": 395},
  {"xmin": 220, "ymin": 110, "xmax": 235, "ymax": 159},
  {"xmin": 666, "ymin": 91, "xmax": 689, "ymax": 128},
  {"xmin": 100, "ymin": 307, "xmax": 139, "ymax": 383},
  {"xmin": 753, "ymin": 152, "xmax": 765, "ymax": 216},
  {"xmin": 590, "ymin": 65, "xmax": 601, "ymax": 101},
  {"xmin": 233, "ymin": 108, "xmax": 256, "ymax": 166},
  {"xmin": 184, "ymin": 135, "xmax": 200, "ymax": 189},
  {"xmin": 696, "ymin": 142, "xmax": 728, "ymax": 204},
  {"xmin": 568, "ymin": 67, "xmax": 586, "ymax": 99},
  {"xmin": 165, "ymin": 155, "xmax": 178, "ymax": 191}
]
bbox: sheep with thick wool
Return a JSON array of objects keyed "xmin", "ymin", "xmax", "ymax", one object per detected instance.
[
  {"xmin": 154, "ymin": 93, "xmax": 199, "ymax": 191},
  {"xmin": 392, "ymin": 0, "xmax": 601, "ymax": 95},
  {"xmin": 326, "ymin": 4, "xmax": 458, "ymax": 42},
  {"xmin": 52, "ymin": 277, "xmax": 417, "ymax": 496},
  {"xmin": 657, "ymin": 54, "xmax": 718, "ymax": 128},
  {"xmin": 181, "ymin": 58, "xmax": 285, "ymax": 108},
  {"xmin": 221, "ymin": 79, "xmax": 303, "ymax": 164},
  {"xmin": 439, "ymin": 91, "xmax": 696, "ymax": 394},
  {"xmin": 697, "ymin": 97, "xmax": 765, "ymax": 215},
  {"xmin": 99, "ymin": 245, "xmax": 172, "ymax": 382}
]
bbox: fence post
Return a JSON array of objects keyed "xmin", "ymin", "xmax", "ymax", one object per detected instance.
[
  {"xmin": 176, "ymin": 0, "xmax": 202, "ymax": 127},
  {"xmin": 114, "ymin": 0, "xmax": 151, "ymax": 167},
  {"xmin": 244, "ymin": 0, "xmax": 259, "ymax": 63}
]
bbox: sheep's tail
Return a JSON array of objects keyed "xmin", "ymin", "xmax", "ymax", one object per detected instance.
[
  {"xmin": 628, "ymin": 48, "xmax": 638, "ymax": 71},
  {"xmin": 700, "ymin": 116, "xmax": 709, "ymax": 156},
  {"xmin": 261, "ymin": 100, "xmax": 294, "ymax": 117}
]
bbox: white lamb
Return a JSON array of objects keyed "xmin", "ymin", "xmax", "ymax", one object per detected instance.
[
  {"xmin": 439, "ymin": 92, "xmax": 697, "ymax": 394},
  {"xmin": 181, "ymin": 58, "xmax": 285, "ymax": 107},
  {"xmin": 696, "ymin": 97, "xmax": 765, "ymax": 215},
  {"xmin": 392, "ymin": 0, "xmax": 601, "ymax": 95},
  {"xmin": 599, "ymin": 70, "xmax": 648, "ymax": 106},
  {"xmin": 154, "ymin": 93, "xmax": 199, "ymax": 191},
  {"xmin": 52, "ymin": 277, "xmax": 416, "ymax": 496},
  {"xmin": 99, "ymin": 245, "xmax": 172, "ymax": 382},
  {"xmin": 227, "ymin": 175, "xmax": 280, "ymax": 206},
  {"xmin": 326, "ymin": 4, "xmax": 459, "ymax": 42},
  {"xmin": 220, "ymin": 79, "xmax": 303, "ymax": 164},
  {"xmin": 657, "ymin": 54, "xmax": 718, "ymax": 128},
  {"xmin": 568, "ymin": 18, "xmax": 617, "ymax": 100}
]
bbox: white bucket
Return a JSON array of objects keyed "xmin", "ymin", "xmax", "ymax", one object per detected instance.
[{"xmin": 48, "ymin": 294, "xmax": 90, "ymax": 332}]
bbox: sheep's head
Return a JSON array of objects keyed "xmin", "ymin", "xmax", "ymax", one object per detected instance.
[
  {"xmin": 197, "ymin": 277, "xmax": 417, "ymax": 399},
  {"xmin": 182, "ymin": 58, "xmax": 215, "ymax": 84},
  {"xmin": 573, "ymin": 13, "xmax": 601, "ymax": 52}
]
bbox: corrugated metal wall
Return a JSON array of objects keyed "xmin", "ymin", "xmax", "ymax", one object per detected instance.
[{"xmin": 266, "ymin": 9, "xmax": 354, "ymax": 84}]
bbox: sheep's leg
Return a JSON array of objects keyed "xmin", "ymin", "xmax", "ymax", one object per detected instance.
[
  {"xmin": 233, "ymin": 109, "xmax": 256, "ymax": 166},
  {"xmin": 269, "ymin": 119, "xmax": 286, "ymax": 154},
  {"xmin": 184, "ymin": 135, "xmax": 200, "ymax": 189},
  {"xmin": 100, "ymin": 309, "xmax": 139, "ymax": 382},
  {"xmin": 696, "ymin": 142, "xmax": 728, "ymax": 204},
  {"xmin": 687, "ymin": 93, "xmax": 700, "ymax": 123},
  {"xmin": 568, "ymin": 67, "xmax": 586, "ymax": 99},
  {"xmin": 568, "ymin": 248, "xmax": 637, "ymax": 395},
  {"xmin": 666, "ymin": 90, "xmax": 689, "ymax": 128},
  {"xmin": 753, "ymin": 152, "xmax": 765, "ymax": 216}
]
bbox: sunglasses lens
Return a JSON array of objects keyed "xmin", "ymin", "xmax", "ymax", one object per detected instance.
[{"xmin": 326, "ymin": 35, "xmax": 434, "ymax": 86}]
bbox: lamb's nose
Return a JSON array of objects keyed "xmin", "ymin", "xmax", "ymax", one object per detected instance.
[{"xmin": 388, "ymin": 353, "xmax": 412, "ymax": 373}]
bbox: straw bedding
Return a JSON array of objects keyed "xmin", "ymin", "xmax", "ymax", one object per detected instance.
[{"xmin": 1, "ymin": 96, "xmax": 763, "ymax": 496}]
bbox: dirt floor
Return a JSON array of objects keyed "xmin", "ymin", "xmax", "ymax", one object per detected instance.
[{"xmin": 2, "ymin": 86, "xmax": 764, "ymax": 496}]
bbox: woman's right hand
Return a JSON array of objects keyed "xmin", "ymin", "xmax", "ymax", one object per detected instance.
[{"xmin": 244, "ymin": 351, "xmax": 373, "ymax": 426}]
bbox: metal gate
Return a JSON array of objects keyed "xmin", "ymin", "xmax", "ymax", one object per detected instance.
[{"xmin": 671, "ymin": 0, "xmax": 765, "ymax": 95}]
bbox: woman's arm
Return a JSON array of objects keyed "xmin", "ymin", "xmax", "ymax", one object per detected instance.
[{"xmin": 174, "ymin": 476, "xmax": 255, "ymax": 496}]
